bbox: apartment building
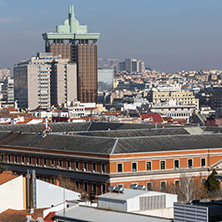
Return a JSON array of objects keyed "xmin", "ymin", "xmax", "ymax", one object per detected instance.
[
  {"xmin": 150, "ymin": 90, "xmax": 199, "ymax": 110},
  {"xmin": 150, "ymin": 100, "xmax": 196, "ymax": 120},
  {"xmin": 14, "ymin": 53, "xmax": 77, "ymax": 110},
  {"xmin": 2, "ymin": 77, "xmax": 14, "ymax": 104},
  {"xmin": 1, "ymin": 125, "xmax": 222, "ymax": 197}
]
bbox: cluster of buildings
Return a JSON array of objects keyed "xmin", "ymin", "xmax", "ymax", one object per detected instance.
[
  {"xmin": 1, "ymin": 3, "xmax": 222, "ymax": 221},
  {"xmin": 118, "ymin": 58, "xmax": 145, "ymax": 74},
  {"xmin": 0, "ymin": 5, "xmax": 220, "ymax": 128}
]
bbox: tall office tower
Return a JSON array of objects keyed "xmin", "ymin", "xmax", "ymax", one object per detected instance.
[
  {"xmin": 14, "ymin": 53, "xmax": 77, "ymax": 110},
  {"xmin": 42, "ymin": 4, "xmax": 100, "ymax": 103}
]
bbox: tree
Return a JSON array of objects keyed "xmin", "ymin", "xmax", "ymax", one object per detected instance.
[
  {"xmin": 167, "ymin": 172, "xmax": 207, "ymax": 201},
  {"xmin": 204, "ymin": 169, "xmax": 221, "ymax": 197},
  {"xmin": 56, "ymin": 174, "xmax": 78, "ymax": 191},
  {"xmin": 54, "ymin": 174, "xmax": 89, "ymax": 201}
]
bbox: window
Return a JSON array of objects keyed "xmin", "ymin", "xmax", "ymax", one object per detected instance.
[
  {"xmin": 101, "ymin": 184, "xmax": 106, "ymax": 194},
  {"xmin": 160, "ymin": 161, "xmax": 165, "ymax": 170},
  {"xmin": 14, "ymin": 154, "xmax": 17, "ymax": 163},
  {"xmin": 67, "ymin": 160, "xmax": 70, "ymax": 168},
  {"xmin": 188, "ymin": 159, "xmax": 193, "ymax": 168},
  {"xmin": 51, "ymin": 158, "xmax": 54, "ymax": 166},
  {"xmin": 51, "ymin": 177, "xmax": 54, "ymax": 184},
  {"xmin": 147, "ymin": 182, "xmax": 152, "ymax": 191},
  {"xmin": 29, "ymin": 156, "xmax": 32, "ymax": 164},
  {"xmin": 92, "ymin": 182, "xmax": 97, "ymax": 194},
  {"xmin": 43, "ymin": 176, "xmax": 47, "ymax": 181},
  {"xmin": 201, "ymin": 158, "xmax": 206, "ymax": 167},
  {"xmin": 160, "ymin": 181, "xmax": 166, "ymax": 192},
  {"xmin": 75, "ymin": 180, "xmax": 79, "ymax": 189},
  {"xmin": 132, "ymin": 162, "xmax": 137, "ymax": 171},
  {"xmin": 102, "ymin": 163, "xmax": 106, "ymax": 172},
  {"xmin": 83, "ymin": 162, "xmax": 87, "ymax": 170},
  {"xmin": 92, "ymin": 162, "xmax": 96, "ymax": 171},
  {"xmin": 201, "ymin": 178, "xmax": 206, "ymax": 184},
  {"xmin": 43, "ymin": 157, "xmax": 47, "ymax": 165},
  {"xmin": 83, "ymin": 181, "xmax": 88, "ymax": 192},
  {"xmin": 117, "ymin": 163, "xmax": 123, "ymax": 172},
  {"xmin": 75, "ymin": 160, "xmax": 79, "ymax": 169},
  {"xmin": 146, "ymin": 161, "xmax": 152, "ymax": 170},
  {"xmin": 36, "ymin": 157, "xmax": 39, "ymax": 165},
  {"xmin": 22, "ymin": 155, "xmax": 25, "ymax": 163},
  {"xmin": 175, "ymin": 180, "xmax": 180, "ymax": 187},
  {"xmin": 59, "ymin": 159, "xmax": 62, "ymax": 167},
  {"xmin": 174, "ymin": 160, "xmax": 179, "ymax": 169},
  {"xmin": 7, "ymin": 154, "xmax": 11, "ymax": 162},
  {"xmin": 1, "ymin": 154, "xmax": 3, "ymax": 162}
]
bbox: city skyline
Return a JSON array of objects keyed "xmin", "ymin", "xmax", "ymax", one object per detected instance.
[{"xmin": 1, "ymin": 0, "xmax": 222, "ymax": 72}]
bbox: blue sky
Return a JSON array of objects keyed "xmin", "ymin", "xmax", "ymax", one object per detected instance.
[{"xmin": 1, "ymin": 0, "xmax": 222, "ymax": 72}]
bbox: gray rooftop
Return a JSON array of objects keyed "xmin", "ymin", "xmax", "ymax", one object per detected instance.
[
  {"xmin": 0, "ymin": 122, "xmax": 159, "ymax": 133},
  {"xmin": 0, "ymin": 132, "xmax": 116, "ymax": 155},
  {"xmin": 1, "ymin": 132, "xmax": 222, "ymax": 155},
  {"xmin": 98, "ymin": 188, "xmax": 167, "ymax": 201},
  {"xmin": 75, "ymin": 127, "xmax": 190, "ymax": 137},
  {"xmin": 55, "ymin": 204, "xmax": 171, "ymax": 222},
  {"xmin": 0, "ymin": 122, "xmax": 89, "ymax": 133},
  {"xmin": 113, "ymin": 134, "xmax": 222, "ymax": 154}
]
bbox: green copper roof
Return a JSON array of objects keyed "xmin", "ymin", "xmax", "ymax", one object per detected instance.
[{"xmin": 42, "ymin": 4, "xmax": 100, "ymax": 40}]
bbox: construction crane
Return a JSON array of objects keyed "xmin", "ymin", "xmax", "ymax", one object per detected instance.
[{"xmin": 99, "ymin": 58, "xmax": 119, "ymax": 69}]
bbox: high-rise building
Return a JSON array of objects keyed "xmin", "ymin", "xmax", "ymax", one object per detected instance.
[
  {"xmin": 119, "ymin": 59, "xmax": 145, "ymax": 74},
  {"xmin": 42, "ymin": 4, "xmax": 100, "ymax": 103},
  {"xmin": 2, "ymin": 77, "xmax": 14, "ymax": 104},
  {"xmin": 0, "ymin": 68, "xmax": 10, "ymax": 81},
  {"xmin": 14, "ymin": 53, "xmax": 77, "ymax": 110}
]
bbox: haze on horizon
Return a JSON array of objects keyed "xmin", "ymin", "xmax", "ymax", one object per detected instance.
[{"xmin": 0, "ymin": 0, "xmax": 222, "ymax": 73}]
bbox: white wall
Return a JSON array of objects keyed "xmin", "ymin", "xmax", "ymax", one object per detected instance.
[
  {"xmin": 98, "ymin": 199, "xmax": 127, "ymax": 211},
  {"xmin": 166, "ymin": 193, "xmax": 177, "ymax": 208},
  {"xmin": 36, "ymin": 180, "xmax": 80, "ymax": 208},
  {"xmin": 0, "ymin": 176, "xmax": 24, "ymax": 213},
  {"xmin": 137, "ymin": 207, "xmax": 174, "ymax": 219},
  {"xmin": 127, "ymin": 197, "xmax": 140, "ymax": 212},
  {"xmin": 43, "ymin": 201, "xmax": 77, "ymax": 218}
]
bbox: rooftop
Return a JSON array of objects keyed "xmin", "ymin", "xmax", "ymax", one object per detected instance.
[
  {"xmin": 0, "ymin": 171, "xmax": 19, "ymax": 185},
  {"xmin": 0, "ymin": 208, "xmax": 44, "ymax": 222},
  {"xmin": 55, "ymin": 204, "xmax": 171, "ymax": 222},
  {"xmin": 42, "ymin": 4, "xmax": 100, "ymax": 40},
  {"xmin": 98, "ymin": 188, "xmax": 170, "ymax": 201},
  {"xmin": 0, "ymin": 131, "xmax": 222, "ymax": 155}
]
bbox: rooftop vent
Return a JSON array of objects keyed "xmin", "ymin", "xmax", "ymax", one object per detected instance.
[
  {"xmin": 108, "ymin": 186, "xmax": 124, "ymax": 193},
  {"xmin": 130, "ymin": 184, "xmax": 138, "ymax": 189},
  {"xmin": 130, "ymin": 184, "xmax": 146, "ymax": 190}
]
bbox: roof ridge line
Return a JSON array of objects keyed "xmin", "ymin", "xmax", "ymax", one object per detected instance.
[
  {"xmin": 117, "ymin": 133, "xmax": 222, "ymax": 139},
  {"xmin": 86, "ymin": 121, "xmax": 93, "ymax": 131},
  {"xmin": 110, "ymin": 138, "xmax": 119, "ymax": 155}
]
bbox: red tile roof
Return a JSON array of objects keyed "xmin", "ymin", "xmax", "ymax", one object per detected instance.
[
  {"xmin": 0, "ymin": 208, "xmax": 44, "ymax": 222},
  {"xmin": 0, "ymin": 209, "xmax": 31, "ymax": 222},
  {"xmin": 44, "ymin": 212, "xmax": 55, "ymax": 222},
  {"xmin": 140, "ymin": 113, "xmax": 163, "ymax": 123},
  {"xmin": 0, "ymin": 171, "xmax": 19, "ymax": 185}
]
